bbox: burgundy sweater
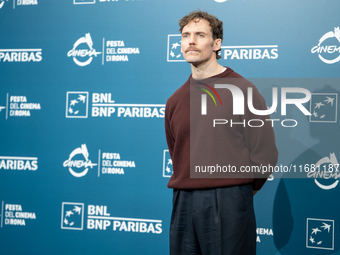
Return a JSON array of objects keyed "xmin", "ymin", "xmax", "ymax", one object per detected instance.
[{"xmin": 165, "ymin": 67, "xmax": 278, "ymax": 190}]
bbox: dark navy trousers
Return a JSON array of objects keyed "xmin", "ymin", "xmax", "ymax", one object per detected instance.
[{"xmin": 170, "ymin": 184, "xmax": 256, "ymax": 255}]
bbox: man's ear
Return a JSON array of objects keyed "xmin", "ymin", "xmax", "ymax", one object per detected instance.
[{"xmin": 213, "ymin": 38, "xmax": 222, "ymax": 52}]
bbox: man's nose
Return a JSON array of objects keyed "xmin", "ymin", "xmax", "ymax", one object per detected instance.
[{"xmin": 189, "ymin": 36, "xmax": 196, "ymax": 45}]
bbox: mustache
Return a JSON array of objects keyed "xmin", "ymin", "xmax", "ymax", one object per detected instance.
[{"xmin": 185, "ymin": 47, "xmax": 200, "ymax": 53}]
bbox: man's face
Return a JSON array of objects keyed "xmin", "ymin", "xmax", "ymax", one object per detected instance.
[{"xmin": 181, "ymin": 19, "xmax": 221, "ymax": 66}]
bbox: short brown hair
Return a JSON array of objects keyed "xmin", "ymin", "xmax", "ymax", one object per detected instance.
[{"xmin": 179, "ymin": 10, "xmax": 223, "ymax": 59}]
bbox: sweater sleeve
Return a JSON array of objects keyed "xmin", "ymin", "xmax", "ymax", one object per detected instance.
[
  {"xmin": 242, "ymin": 84, "xmax": 279, "ymax": 191},
  {"xmin": 165, "ymin": 101, "xmax": 175, "ymax": 159}
]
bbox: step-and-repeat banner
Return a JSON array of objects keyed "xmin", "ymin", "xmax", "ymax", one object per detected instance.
[{"xmin": 1, "ymin": 0, "xmax": 339, "ymax": 254}]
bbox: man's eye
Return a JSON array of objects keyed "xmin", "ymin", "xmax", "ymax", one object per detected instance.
[
  {"xmin": 198, "ymin": 34, "xmax": 204, "ymax": 37},
  {"xmin": 182, "ymin": 35, "xmax": 189, "ymax": 38}
]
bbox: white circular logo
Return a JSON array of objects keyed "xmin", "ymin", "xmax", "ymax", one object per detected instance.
[
  {"xmin": 63, "ymin": 144, "xmax": 97, "ymax": 177},
  {"xmin": 308, "ymin": 153, "xmax": 339, "ymax": 190},
  {"xmin": 67, "ymin": 33, "xmax": 101, "ymax": 66},
  {"xmin": 311, "ymin": 27, "xmax": 340, "ymax": 64},
  {"xmin": 267, "ymin": 174, "xmax": 274, "ymax": 181}
]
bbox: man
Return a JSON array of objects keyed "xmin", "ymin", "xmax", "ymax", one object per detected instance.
[{"xmin": 165, "ymin": 10, "xmax": 278, "ymax": 255}]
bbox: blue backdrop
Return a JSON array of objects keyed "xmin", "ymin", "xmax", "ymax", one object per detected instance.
[{"xmin": 1, "ymin": 0, "xmax": 340, "ymax": 254}]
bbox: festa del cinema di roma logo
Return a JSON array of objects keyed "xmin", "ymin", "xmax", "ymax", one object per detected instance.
[
  {"xmin": 62, "ymin": 143, "xmax": 136, "ymax": 177},
  {"xmin": 67, "ymin": 33, "xmax": 101, "ymax": 66},
  {"xmin": 311, "ymin": 27, "xmax": 340, "ymax": 64},
  {"xmin": 63, "ymin": 144, "xmax": 97, "ymax": 177}
]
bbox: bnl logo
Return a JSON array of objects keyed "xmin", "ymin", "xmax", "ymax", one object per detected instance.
[
  {"xmin": 310, "ymin": 93, "xmax": 338, "ymax": 123},
  {"xmin": 61, "ymin": 202, "xmax": 84, "ymax": 230},
  {"xmin": 306, "ymin": 218, "xmax": 334, "ymax": 250},
  {"xmin": 167, "ymin": 35, "xmax": 185, "ymax": 62},
  {"xmin": 163, "ymin": 150, "xmax": 173, "ymax": 177},
  {"xmin": 66, "ymin": 91, "xmax": 89, "ymax": 118}
]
